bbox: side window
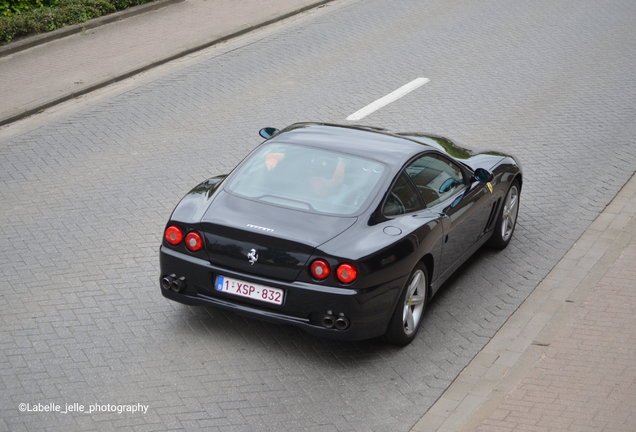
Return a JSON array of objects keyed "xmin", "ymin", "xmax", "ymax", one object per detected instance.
[
  {"xmin": 406, "ymin": 154, "xmax": 465, "ymax": 207},
  {"xmin": 383, "ymin": 173, "xmax": 424, "ymax": 216}
]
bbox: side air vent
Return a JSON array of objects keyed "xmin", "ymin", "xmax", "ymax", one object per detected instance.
[{"xmin": 485, "ymin": 198, "xmax": 501, "ymax": 232}]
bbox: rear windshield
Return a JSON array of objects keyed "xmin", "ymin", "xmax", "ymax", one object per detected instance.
[{"xmin": 226, "ymin": 143, "xmax": 386, "ymax": 215}]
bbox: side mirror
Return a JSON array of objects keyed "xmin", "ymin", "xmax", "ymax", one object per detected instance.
[
  {"xmin": 439, "ymin": 178, "xmax": 460, "ymax": 194},
  {"xmin": 259, "ymin": 127, "xmax": 279, "ymax": 139},
  {"xmin": 473, "ymin": 168, "xmax": 494, "ymax": 183}
]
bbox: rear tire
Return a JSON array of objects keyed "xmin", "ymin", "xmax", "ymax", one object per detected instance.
[
  {"xmin": 488, "ymin": 180, "xmax": 520, "ymax": 249},
  {"xmin": 384, "ymin": 263, "xmax": 428, "ymax": 345}
]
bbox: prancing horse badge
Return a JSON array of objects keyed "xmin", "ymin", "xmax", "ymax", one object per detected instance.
[{"xmin": 247, "ymin": 248, "xmax": 258, "ymax": 265}]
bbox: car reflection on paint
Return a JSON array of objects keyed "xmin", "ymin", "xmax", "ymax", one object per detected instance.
[{"xmin": 160, "ymin": 123, "xmax": 522, "ymax": 345}]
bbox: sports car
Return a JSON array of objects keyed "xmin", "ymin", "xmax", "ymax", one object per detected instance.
[{"xmin": 160, "ymin": 123, "xmax": 522, "ymax": 345}]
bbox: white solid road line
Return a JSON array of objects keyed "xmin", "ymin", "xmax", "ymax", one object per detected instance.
[{"xmin": 346, "ymin": 77, "xmax": 430, "ymax": 121}]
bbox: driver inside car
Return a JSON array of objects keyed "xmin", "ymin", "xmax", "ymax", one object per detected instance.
[
  {"xmin": 309, "ymin": 157, "xmax": 348, "ymax": 198},
  {"xmin": 264, "ymin": 150, "xmax": 348, "ymax": 199}
]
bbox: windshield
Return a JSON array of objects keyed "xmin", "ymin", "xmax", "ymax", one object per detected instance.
[{"xmin": 226, "ymin": 143, "xmax": 386, "ymax": 215}]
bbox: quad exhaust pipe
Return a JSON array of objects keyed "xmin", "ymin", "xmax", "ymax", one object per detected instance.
[
  {"xmin": 335, "ymin": 315, "xmax": 350, "ymax": 330},
  {"xmin": 161, "ymin": 275, "xmax": 174, "ymax": 290},
  {"xmin": 161, "ymin": 274, "xmax": 186, "ymax": 293},
  {"xmin": 322, "ymin": 314, "xmax": 336, "ymax": 329},
  {"xmin": 321, "ymin": 311, "xmax": 350, "ymax": 330}
]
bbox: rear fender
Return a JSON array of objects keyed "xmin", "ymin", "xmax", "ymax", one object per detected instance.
[{"xmin": 170, "ymin": 175, "xmax": 226, "ymax": 223}]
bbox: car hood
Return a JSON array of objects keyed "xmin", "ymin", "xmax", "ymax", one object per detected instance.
[{"xmin": 200, "ymin": 190, "xmax": 356, "ymax": 281}]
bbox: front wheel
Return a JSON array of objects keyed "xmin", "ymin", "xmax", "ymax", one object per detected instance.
[
  {"xmin": 384, "ymin": 263, "xmax": 428, "ymax": 345},
  {"xmin": 488, "ymin": 179, "xmax": 520, "ymax": 249}
]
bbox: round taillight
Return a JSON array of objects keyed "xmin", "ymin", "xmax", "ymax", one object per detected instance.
[
  {"xmin": 310, "ymin": 259, "xmax": 331, "ymax": 280},
  {"xmin": 185, "ymin": 231, "xmax": 203, "ymax": 252},
  {"xmin": 336, "ymin": 263, "xmax": 357, "ymax": 284},
  {"xmin": 165, "ymin": 225, "xmax": 183, "ymax": 245}
]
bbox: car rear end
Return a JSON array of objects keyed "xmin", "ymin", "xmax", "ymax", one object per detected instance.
[{"xmin": 159, "ymin": 141, "xmax": 405, "ymax": 340}]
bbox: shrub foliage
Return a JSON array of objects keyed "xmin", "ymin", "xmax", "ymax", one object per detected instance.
[{"xmin": 0, "ymin": 0, "xmax": 154, "ymax": 44}]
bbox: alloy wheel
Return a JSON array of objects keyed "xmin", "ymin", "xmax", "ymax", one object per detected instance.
[
  {"xmin": 501, "ymin": 185, "xmax": 519, "ymax": 242},
  {"xmin": 402, "ymin": 269, "xmax": 426, "ymax": 335}
]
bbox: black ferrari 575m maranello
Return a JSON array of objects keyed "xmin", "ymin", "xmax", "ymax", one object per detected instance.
[{"xmin": 160, "ymin": 123, "xmax": 522, "ymax": 344}]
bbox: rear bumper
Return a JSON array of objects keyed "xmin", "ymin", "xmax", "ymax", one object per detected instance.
[{"xmin": 159, "ymin": 246, "xmax": 407, "ymax": 341}]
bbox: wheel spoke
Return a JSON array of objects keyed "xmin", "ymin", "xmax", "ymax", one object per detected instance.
[
  {"xmin": 410, "ymin": 295, "xmax": 425, "ymax": 306},
  {"xmin": 405, "ymin": 308, "xmax": 415, "ymax": 332},
  {"xmin": 509, "ymin": 194, "xmax": 517, "ymax": 210},
  {"xmin": 509, "ymin": 208, "xmax": 517, "ymax": 225},
  {"xmin": 408, "ymin": 272, "xmax": 421, "ymax": 297},
  {"xmin": 509, "ymin": 190, "xmax": 518, "ymax": 224}
]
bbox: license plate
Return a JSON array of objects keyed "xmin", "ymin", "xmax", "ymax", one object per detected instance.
[{"xmin": 215, "ymin": 275, "xmax": 284, "ymax": 305}]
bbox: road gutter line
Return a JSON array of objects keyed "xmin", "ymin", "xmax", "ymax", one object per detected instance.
[{"xmin": 346, "ymin": 77, "xmax": 429, "ymax": 121}]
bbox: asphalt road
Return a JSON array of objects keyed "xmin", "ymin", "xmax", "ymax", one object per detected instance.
[{"xmin": 1, "ymin": 0, "xmax": 635, "ymax": 430}]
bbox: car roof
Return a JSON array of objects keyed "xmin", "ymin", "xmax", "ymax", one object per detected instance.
[{"xmin": 266, "ymin": 123, "xmax": 438, "ymax": 166}]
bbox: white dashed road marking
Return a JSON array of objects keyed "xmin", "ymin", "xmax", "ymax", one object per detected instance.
[{"xmin": 346, "ymin": 77, "xmax": 430, "ymax": 121}]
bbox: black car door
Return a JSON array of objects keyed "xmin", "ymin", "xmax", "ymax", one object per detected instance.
[
  {"xmin": 381, "ymin": 171, "xmax": 444, "ymax": 269},
  {"xmin": 405, "ymin": 153, "xmax": 490, "ymax": 276}
]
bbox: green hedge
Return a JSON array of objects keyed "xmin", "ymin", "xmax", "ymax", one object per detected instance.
[
  {"xmin": 1, "ymin": 0, "xmax": 58, "ymax": 17},
  {"xmin": 0, "ymin": 0, "xmax": 154, "ymax": 44}
]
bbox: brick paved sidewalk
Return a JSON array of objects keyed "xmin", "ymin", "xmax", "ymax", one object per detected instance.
[
  {"xmin": 0, "ymin": 0, "xmax": 331, "ymax": 126},
  {"xmin": 478, "ymin": 234, "xmax": 636, "ymax": 431},
  {"xmin": 413, "ymin": 173, "xmax": 636, "ymax": 432}
]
